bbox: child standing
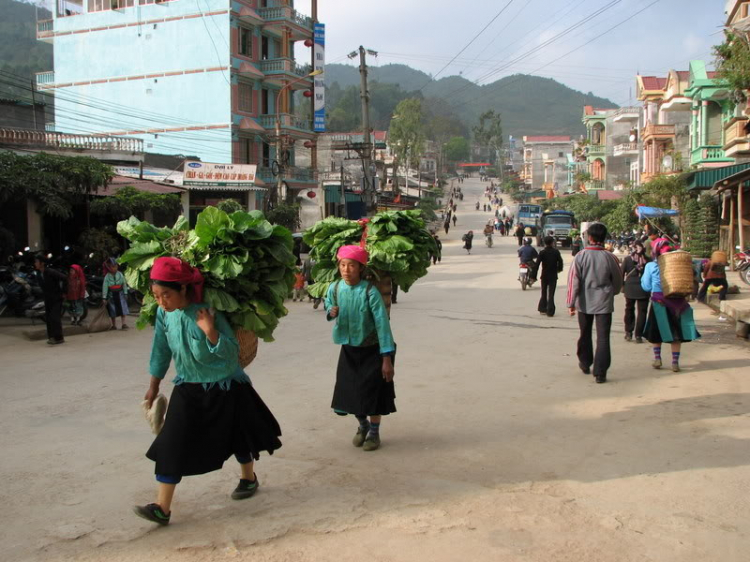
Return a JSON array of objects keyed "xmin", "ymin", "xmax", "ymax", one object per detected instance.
[
  {"xmin": 102, "ymin": 257, "xmax": 130, "ymax": 330},
  {"xmin": 66, "ymin": 263, "xmax": 87, "ymax": 326},
  {"xmin": 292, "ymin": 268, "xmax": 305, "ymax": 302},
  {"xmin": 325, "ymin": 245, "xmax": 396, "ymax": 452}
]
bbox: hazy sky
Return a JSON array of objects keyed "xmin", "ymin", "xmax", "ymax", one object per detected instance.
[{"xmin": 296, "ymin": 0, "xmax": 726, "ymax": 104}]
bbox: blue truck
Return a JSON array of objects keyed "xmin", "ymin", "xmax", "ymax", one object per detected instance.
[
  {"xmin": 516, "ymin": 204, "xmax": 543, "ymax": 235},
  {"xmin": 536, "ymin": 210, "xmax": 576, "ymax": 248}
]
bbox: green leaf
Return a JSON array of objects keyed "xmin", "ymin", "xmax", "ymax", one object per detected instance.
[
  {"xmin": 205, "ymin": 287, "xmax": 241, "ymax": 312},
  {"xmin": 195, "ymin": 206, "xmax": 232, "ymax": 247}
]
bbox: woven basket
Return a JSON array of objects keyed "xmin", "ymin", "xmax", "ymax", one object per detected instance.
[
  {"xmin": 370, "ymin": 269, "xmax": 393, "ymax": 318},
  {"xmin": 658, "ymin": 250, "xmax": 694, "ymax": 298},
  {"xmin": 711, "ymin": 250, "xmax": 728, "ymax": 265},
  {"xmin": 235, "ymin": 328, "xmax": 258, "ymax": 368}
]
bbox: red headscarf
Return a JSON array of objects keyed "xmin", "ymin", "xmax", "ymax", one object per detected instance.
[
  {"xmin": 150, "ymin": 257, "xmax": 205, "ymax": 302},
  {"xmin": 337, "ymin": 245, "xmax": 369, "ymax": 265},
  {"xmin": 67, "ymin": 264, "xmax": 87, "ymax": 300}
]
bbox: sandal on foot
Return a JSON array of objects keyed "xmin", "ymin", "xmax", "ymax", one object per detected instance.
[
  {"xmin": 121, "ymin": 324, "xmax": 129, "ymax": 330},
  {"xmin": 231, "ymin": 475, "xmax": 259, "ymax": 500},
  {"xmin": 652, "ymin": 359, "xmax": 662, "ymax": 370},
  {"xmin": 133, "ymin": 503, "xmax": 170, "ymax": 526},
  {"xmin": 672, "ymin": 363, "xmax": 681, "ymax": 373},
  {"xmin": 363, "ymin": 434, "xmax": 381, "ymax": 451}
]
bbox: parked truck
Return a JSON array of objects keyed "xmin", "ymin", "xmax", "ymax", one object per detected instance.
[
  {"xmin": 516, "ymin": 204, "xmax": 543, "ymax": 236},
  {"xmin": 536, "ymin": 210, "xmax": 576, "ymax": 248}
]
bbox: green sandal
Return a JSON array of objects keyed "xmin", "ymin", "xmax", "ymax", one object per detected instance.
[{"xmin": 133, "ymin": 503, "xmax": 170, "ymax": 526}]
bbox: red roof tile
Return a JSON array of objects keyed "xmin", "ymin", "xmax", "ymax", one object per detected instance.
[
  {"xmin": 597, "ymin": 190, "xmax": 624, "ymax": 201},
  {"xmin": 641, "ymin": 76, "xmax": 667, "ymax": 90}
]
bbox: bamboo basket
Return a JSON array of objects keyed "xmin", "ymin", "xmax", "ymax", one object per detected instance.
[
  {"xmin": 370, "ymin": 270, "xmax": 393, "ymax": 317},
  {"xmin": 235, "ymin": 328, "xmax": 259, "ymax": 368},
  {"xmin": 658, "ymin": 250, "xmax": 694, "ymax": 298},
  {"xmin": 711, "ymin": 250, "xmax": 728, "ymax": 265}
]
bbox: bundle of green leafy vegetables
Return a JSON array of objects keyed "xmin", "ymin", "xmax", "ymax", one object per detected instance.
[
  {"xmin": 303, "ymin": 210, "xmax": 437, "ymax": 298},
  {"xmin": 117, "ymin": 207, "xmax": 296, "ymax": 341}
]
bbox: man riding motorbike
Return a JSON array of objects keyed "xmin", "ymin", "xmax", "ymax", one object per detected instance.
[{"xmin": 517, "ymin": 237, "xmax": 539, "ymax": 283}]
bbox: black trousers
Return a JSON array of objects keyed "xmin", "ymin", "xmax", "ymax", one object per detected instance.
[
  {"xmin": 577, "ymin": 312, "xmax": 612, "ymax": 378},
  {"xmin": 624, "ymin": 298, "xmax": 648, "ymax": 338},
  {"xmin": 698, "ymin": 278, "xmax": 728, "ymax": 301},
  {"xmin": 538, "ymin": 277, "xmax": 557, "ymax": 316},
  {"xmin": 45, "ymin": 298, "xmax": 64, "ymax": 342}
]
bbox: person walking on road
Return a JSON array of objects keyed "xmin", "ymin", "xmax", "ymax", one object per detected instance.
[
  {"xmin": 462, "ymin": 231, "xmax": 474, "ymax": 255},
  {"xmin": 641, "ymin": 240, "xmax": 700, "ymax": 372},
  {"xmin": 452, "ymin": 214, "xmax": 457, "ymax": 227},
  {"xmin": 325, "ymin": 246, "xmax": 396, "ymax": 452},
  {"xmin": 102, "ymin": 258, "xmax": 130, "ymax": 330},
  {"xmin": 34, "ymin": 254, "xmax": 67, "ymax": 345},
  {"xmin": 444, "ymin": 220, "xmax": 450, "ymax": 235},
  {"xmin": 432, "ymin": 234, "xmax": 442, "ymax": 264},
  {"xmin": 135, "ymin": 257, "xmax": 282, "ymax": 526},
  {"xmin": 566, "ymin": 223, "xmax": 623, "ymax": 384},
  {"xmin": 621, "ymin": 241, "xmax": 650, "ymax": 343},
  {"xmin": 536, "ymin": 236, "xmax": 564, "ymax": 316},
  {"xmin": 514, "ymin": 223, "xmax": 525, "ymax": 247}
]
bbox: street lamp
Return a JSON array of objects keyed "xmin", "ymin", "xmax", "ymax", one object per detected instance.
[{"xmin": 274, "ymin": 69, "xmax": 323, "ymax": 208}]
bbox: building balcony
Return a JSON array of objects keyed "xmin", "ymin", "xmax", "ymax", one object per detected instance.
[
  {"xmin": 36, "ymin": 71, "xmax": 54, "ymax": 88},
  {"xmin": 0, "ymin": 128, "xmax": 144, "ymax": 159},
  {"xmin": 587, "ymin": 144, "xmax": 605, "ymax": 156},
  {"xmin": 690, "ymin": 145, "xmax": 734, "ymax": 167},
  {"xmin": 612, "ymin": 106, "xmax": 640, "ymax": 122},
  {"xmin": 258, "ymin": 2, "xmax": 313, "ymax": 38},
  {"xmin": 260, "ymin": 58, "xmax": 313, "ymax": 88},
  {"xmin": 613, "ymin": 142, "xmax": 638, "ymax": 156},
  {"xmin": 257, "ymin": 165, "xmax": 316, "ymax": 185},
  {"xmin": 642, "ymin": 122, "xmax": 675, "ymax": 142},
  {"xmin": 36, "ymin": 19, "xmax": 54, "ymax": 42},
  {"xmin": 723, "ymin": 118, "xmax": 750, "ymax": 157},
  {"xmin": 586, "ymin": 180, "xmax": 605, "ymax": 190},
  {"xmin": 258, "ymin": 113, "xmax": 313, "ymax": 136}
]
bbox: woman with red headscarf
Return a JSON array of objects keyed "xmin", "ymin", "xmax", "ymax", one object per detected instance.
[
  {"xmin": 325, "ymin": 245, "xmax": 396, "ymax": 452},
  {"xmin": 133, "ymin": 257, "xmax": 282, "ymax": 526},
  {"xmin": 641, "ymin": 240, "xmax": 700, "ymax": 372},
  {"xmin": 65, "ymin": 264, "xmax": 87, "ymax": 326}
]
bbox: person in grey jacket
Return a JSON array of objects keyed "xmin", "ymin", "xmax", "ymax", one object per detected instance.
[{"xmin": 566, "ymin": 223, "xmax": 623, "ymax": 383}]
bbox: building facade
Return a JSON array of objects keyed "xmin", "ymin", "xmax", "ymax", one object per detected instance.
[
  {"xmin": 36, "ymin": 0, "xmax": 320, "ymax": 212},
  {"xmin": 581, "ymin": 106, "xmax": 639, "ymax": 190},
  {"xmin": 521, "ymin": 136, "xmax": 574, "ymax": 195}
]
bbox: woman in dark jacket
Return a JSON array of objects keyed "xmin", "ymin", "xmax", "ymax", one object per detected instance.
[{"xmin": 621, "ymin": 241, "xmax": 650, "ymax": 343}]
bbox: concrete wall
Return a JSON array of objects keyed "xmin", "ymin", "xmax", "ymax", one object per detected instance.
[
  {"xmin": 604, "ymin": 115, "xmax": 635, "ymax": 188},
  {"xmin": 525, "ymin": 142, "xmax": 573, "ymax": 190},
  {"xmin": 0, "ymin": 101, "xmax": 47, "ymax": 130}
]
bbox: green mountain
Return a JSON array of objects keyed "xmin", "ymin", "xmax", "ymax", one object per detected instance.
[
  {"xmin": 325, "ymin": 63, "xmax": 619, "ymax": 138},
  {"xmin": 0, "ymin": 0, "xmax": 53, "ymax": 88}
]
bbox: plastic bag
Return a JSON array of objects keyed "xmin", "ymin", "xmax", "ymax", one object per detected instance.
[{"xmin": 88, "ymin": 305, "xmax": 112, "ymax": 333}]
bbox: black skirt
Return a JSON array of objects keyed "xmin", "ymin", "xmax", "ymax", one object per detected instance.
[
  {"xmin": 146, "ymin": 381, "xmax": 282, "ymax": 478},
  {"xmin": 332, "ymin": 345, "xmax": 396, "ymax": 417}
]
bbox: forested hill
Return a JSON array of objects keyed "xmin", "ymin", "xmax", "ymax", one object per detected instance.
[
  {"xmin": 0, "ymin": 0, "xmax": 53, "ymax": 86},
  {"xmin": 325, "ymin": 63, "xmax": 619, "ymax": 138}
]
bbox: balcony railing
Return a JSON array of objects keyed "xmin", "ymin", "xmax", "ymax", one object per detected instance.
[
  {"xmin": 613, "ymin": 106, "xmax": 640, "ymax": 121},
  {"xmin": 613, "ymin": 142, "xmax": 638, "ymax": 155},
  {"xmin": 587, "ymin": 144, "xmax": 605, "ymax": 155},
  {"xmin": 587, "ymin": 180, "xmax": 605, "ymax": 190},
  {"xmin": 642, "ymin": 123, "xmax": 675, "ymax": 139},
  {"xmin": 257, "ymin": 5, "xmax": 313, "ymax": 31},
  {"xmin": 724, "ymin": 119, "xmax": 750, "ymax": 148},
  {"xmin": 690, "ymin": 145, "xmax": 733, "ymax": 166},
  {"xmin": 259, "ymin": 113, "xmax": 312, "ymax": 132},
  {"xmin": 258, "ymin": 165, "xmax": 316, "ymax": 184},
  {"xmin": 259, "ymin": 58, "xmax": 312, "ymax": 77},
  {"xmin": 37, "ymin": 19, "xmax": 54, "ymax": 41},
  {"xmin": 0, "ymin": 128, "xmax": 143, "ymax": 153},
  {"xmin": 36, "ymin": 71, "xmax": 54, "ymax": 87}
]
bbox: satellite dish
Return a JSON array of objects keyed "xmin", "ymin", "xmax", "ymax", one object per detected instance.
[
  {"xmin": 662, "ymin": 155, "xmax": 673, "ymax": 170},
  {"xmin": 629, "ymin": 134, "xmax": 636, "ymax": 142}
]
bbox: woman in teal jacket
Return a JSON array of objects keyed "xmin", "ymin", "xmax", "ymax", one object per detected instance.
[{"xmin": 134, "ymin": 257, "xmax": 281, "ymax": 526}]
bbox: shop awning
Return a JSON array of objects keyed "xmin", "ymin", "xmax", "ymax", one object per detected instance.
[
  {"xmin": 712, "ymin": 166, "xmax": 750, "ymax": 193},
  {"xmin": 686, "ymin": 163, "xmax": 750, "ymax": 191},
  {"xmin": 324, "ymin": 186, "xmax": 362, "ymax": 204},
  {"xmin": 636, "ymin": 206, "xmax": 679, "ymax": 219}
]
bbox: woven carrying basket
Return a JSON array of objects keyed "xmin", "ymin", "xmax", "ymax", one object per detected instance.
[
  {"xmin": 235, "ymin": 328, "xmax": 259, "ymax": 368},
  {"xmin": 711, "ymin": 250, "xmax": 728, "ymax": 265},
  {"xmin": 370, "ymin": 270, "xmax": 393, "ymax": 318},
  {"xmin": 658, "ymin": 250, "xmax": 694, "ymax": 298}
]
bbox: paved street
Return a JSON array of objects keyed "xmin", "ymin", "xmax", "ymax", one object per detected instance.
[{"xmin": 2, "ymin": 177, "xmax": 749, "ymax": 562}]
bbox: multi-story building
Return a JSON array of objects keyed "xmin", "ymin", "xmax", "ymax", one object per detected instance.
[
  {"xmin": 36, "ymin": 0, "xmax": 320, "ymax": 213},
  {"xmin": 581, "ymin": 106, "xmax": 639, "ymax": 190},
  {"xmin": 521, "ymin": 136, "xmax": 574, "ymax": 195}
]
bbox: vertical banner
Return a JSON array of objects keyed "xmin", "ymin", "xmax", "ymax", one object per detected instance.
[{"xmin": 313, "ymin": 23, "xmax": 326, "ymax": 132}]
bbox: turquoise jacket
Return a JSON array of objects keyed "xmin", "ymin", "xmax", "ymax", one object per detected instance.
[
  {"xmin": 641, "ymin": 262, "xmax": 662, "ymax": 293},
  {"xmin": 324, "ymin": 280, "xmax": 396, "ymax": 354},
  {"xmin": 149, "ymin": 303, "xmax": 248, "ymax": 387},
  {"xmin": 102, "ymin": 271, "xmax": 127, "ymax": 299}
]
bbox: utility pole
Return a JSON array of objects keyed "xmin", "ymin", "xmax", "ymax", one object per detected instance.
[
  {"xmin": 30, "ymin": 79, "xmax": 38, "ymax": 130},
  {"xmin": 339, "ymin": 164, "xmax": 347, "ymax": 218},
  {"xmin": 358, "ymin": 46, "xmax": 373, "ymax": 208},
  {"xmin": 310, "ymin": 0, "xmax": 318, "ymax": 172}
]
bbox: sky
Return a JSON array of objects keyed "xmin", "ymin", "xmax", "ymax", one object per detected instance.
[{"xmin": 296, "ymin": 0, "xmax": 727, "ymax": 104}]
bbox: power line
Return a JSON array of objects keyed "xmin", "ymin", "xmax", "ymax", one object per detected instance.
[{"xmin": 418, "ymin": 0, "xmax": 517, "ymax": 90}]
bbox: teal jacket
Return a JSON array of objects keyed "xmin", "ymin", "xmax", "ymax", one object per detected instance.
[
  {"xmin": 324, "ymin": 280, "xmax": 395, "ymax": 354},
  {"xmin": 149, "ymin": 303, "xmax": 247, "ymax": 386}
]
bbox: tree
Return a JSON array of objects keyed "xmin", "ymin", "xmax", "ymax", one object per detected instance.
[
  {"xmin": 216, "ymin": 199, "xmax": 244, "ymax": 214},
  {"xmin": 715, "ymin": 31, "xmax": 750, "ymax": 102},
  {"xmin": 389, "ymin": 98, "xmax": 426, "ymax": 188},
  {"xmin": 472, "ymin": 110, "xmax": 503, "ymax": 164},
  {"xmin": 445, "ymin": 136, "xmax": 470, "ymax": 163},
  {"xmin": 0, "ymin": 152, "xmax": 114, "ymax": 219},
  {"xmin": 684, "ymin": 195, "xmax": 719, "ymax": 258},
  {"xmin": 90, "ymin": 186, "xmax": 182, "ymax": 220},
  {"xmin": 266, "ymin": 202, "xmax": 301, "ymax": 232}
]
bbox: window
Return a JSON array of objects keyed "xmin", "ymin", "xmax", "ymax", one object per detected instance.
[
  {"xmin": 261, "ymin": 88, "xmax": 269, "ymax": 114},
  {"xmin": 239, "ymin": 138, "xmax": 254, "ymax": 164},
  {"xmin": 239, "ymin": 27, "xmax": 253, "ymax": 57},
  {"xmin": 558, "ymin": 152, "xmax": 563, "ymax": 158},
  {"xmin": 238, "ymin": 83, "xmax": 253, "ymax": 112}
]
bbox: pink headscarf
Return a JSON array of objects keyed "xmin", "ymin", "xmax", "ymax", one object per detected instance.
[
  {"xmin": 150, "ymin": 257, "xmax": 205, "ymax": 302},
  {"xmin": 337, "ymin": 245, "xmax": 369, "ymax": 265},
  {"xmin": 652, "ymin": 237, "xmax": 677, "ymax": 257}
]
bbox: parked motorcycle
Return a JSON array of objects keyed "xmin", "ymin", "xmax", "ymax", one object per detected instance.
[{"xmin": 735, "ymin": 248, "xmax": 750, "ymax": 286}]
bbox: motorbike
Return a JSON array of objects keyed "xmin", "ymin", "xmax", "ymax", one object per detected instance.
[
  {"xmin": 735, "ymin": 248, "xmax": 750, "ymax": 286},
  {"xmin": 518, "ymin": 263, "xmax": 534, "ymax": 290}
]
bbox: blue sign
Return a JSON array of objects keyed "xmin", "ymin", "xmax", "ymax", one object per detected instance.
[{"xmin": 313, "ymin": 23, "xmax": 325, "ymax": 132}]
